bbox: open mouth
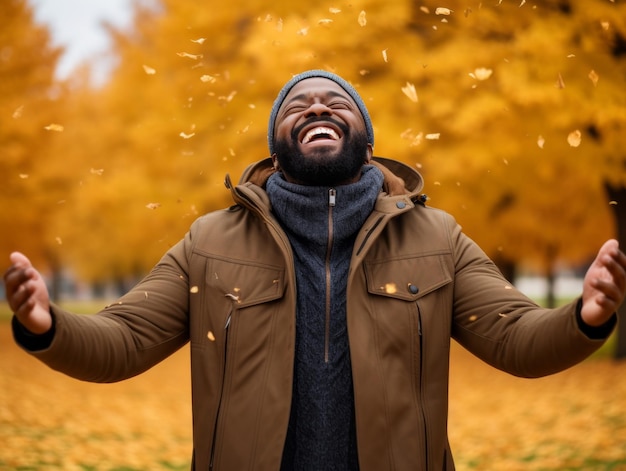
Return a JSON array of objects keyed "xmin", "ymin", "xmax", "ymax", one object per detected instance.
[{"xmin": 299, "ymin": 124, "xmax": 342, "ymax": 145}]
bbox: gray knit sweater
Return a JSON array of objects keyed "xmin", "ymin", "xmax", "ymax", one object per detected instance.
[{"xmin": 266, "ymin": 165, "xmax": 384, "ymax": 471}]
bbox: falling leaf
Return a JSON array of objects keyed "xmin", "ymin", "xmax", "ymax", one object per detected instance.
[
  {"xmin": 55, "ymin": 237, "xmax": 62, "ymax": 245},
  {"xmin": 470, "ymin": 67, "xmax": 493, "ymax": 81},
  {"xmin": 567, "ymin": 129, "xmax": 582, "ymax": 147},
  {"xmin": 588, "ymin": 69, "xmax": 599, "ymax": 86},
  {"xmin": 425, "ymin": 133, "xmax": 441, "ymax": 140},
  {"xmin": 142, "ymin": 65, "xmax": 156, "ymax": 75},
  {"xmin": 600, "ymin": 21, "xmax": 610, "ymax": 31},
  {"xmin": 537, "ymin": 135, "xmax": 545, "ymax": 149},
  {"xmin": 19, "ymin": 174, "xmax": 29, "ymax": 179},
  {"xmin": 318, "ymin": 18, "xmax": 333, "ymax": 26},
  {"xmin": 358, "ymin": 10, "xmax": 367, "ymax": 26},
  {"xmin": 12, "ymin": 105, "xmax": 24, "ymax": 119},
  {"xmin": 190, "ymin": 286, "xmax": 199, "ymax": 293},
  {"xmin": 200, "ymin": 74, "xmax": 216, "ymax": 83},
  {"xmin": 384, "ymin": 283, "xmax": 397, "ymax": 294},
  {"xmin": 179, "ymin": 132, "xmax": 195, "ymax": 139},
  {"xmin": 207, "ymin": 331, "xmax": 216, "ymax": 341},
  {"xmin": 44, "ymin": 123, "xmax": 64, "ymax": 132},
  {"xmin": 146, "ymin": 202, "xmax": 161, "ymax": 210},
  {"xmin": 469, "ymin": 315, "xmax": 478, "ymax": 322},
  {"xmin": 609, "ymin": 201, "xmax": 618, "ymax": 206},
  {"xmin": 401, "ymin": 82, "xmax": 418, "ymax": 103},
  {"xmin": 382, "ymin": 49, "xmax": 389, "ymax": 62},
  {"xmin": 329, "ymin": 7, "xmax": 341, "ymax": 13},
  {"xmin": 435, "ymin": 7, "xmax": 453, "ymax": 15},
  {"xmin": 297, "ymin": 27, "xmax": 309, "ymax": 35},
  {"xmin": 176, "ymin": 52, "xmax": 203, "ymax": 60},
  {"xmin": 191, "ymin": 38, "xmax": 206, "ymax": 44},
  {"xmin": 90, "ymin": 168, "xmax": 104, "ymax": 176},
  {"xmin": 556, "ymin": 73, "xmax": 565, "ymax": 89}
]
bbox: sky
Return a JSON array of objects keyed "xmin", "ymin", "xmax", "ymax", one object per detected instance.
[{"xmin": 30, "ymin": 0, "xmax": 135, "ymax": 80}]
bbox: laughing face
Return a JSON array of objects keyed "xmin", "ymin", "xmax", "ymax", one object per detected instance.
[{"xmin": 271, "ymin": 77, "xmax": 373, "ymax": 186}]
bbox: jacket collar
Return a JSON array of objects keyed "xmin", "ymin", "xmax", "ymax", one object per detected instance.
[{"xmin": 234, "ymin": 157, "xmax": 425, "ymax": 203}]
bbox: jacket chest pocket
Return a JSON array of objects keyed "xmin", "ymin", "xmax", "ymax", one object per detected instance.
[
  {"xmin": 363, "ymin": 253, "xmax": 453, "ymax": 354},
  {"xmin": 189, "ymin": 254, "xmax": 286, "ymax": 349}
]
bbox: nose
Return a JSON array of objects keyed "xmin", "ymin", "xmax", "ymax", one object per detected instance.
[{"xmin": 304, "ymin": 102, "xmax": 333, "ymax": 119}]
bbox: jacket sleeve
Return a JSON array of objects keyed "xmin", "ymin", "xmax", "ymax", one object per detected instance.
[
  {"xmin": 448, "ymin": 215, "xmax": 615, "ymax": 378},
  {"xmin": 12, "ymin": 220, "xmax": 201, "ymax": 383}
]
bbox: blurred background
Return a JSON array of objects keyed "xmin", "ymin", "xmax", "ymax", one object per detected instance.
[{"xmin": 2, "ymin": 1, "xmax": 626, "ymax": 469}]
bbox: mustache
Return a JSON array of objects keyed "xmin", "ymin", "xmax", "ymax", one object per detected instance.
[{"xmin": 291, "ymin": 116, "xmax": 349, "ymax": 141}]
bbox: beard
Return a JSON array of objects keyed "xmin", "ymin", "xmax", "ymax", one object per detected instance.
[{"xmin": 273, "ymin": 118, "xmax": 370, "ymax": 186}]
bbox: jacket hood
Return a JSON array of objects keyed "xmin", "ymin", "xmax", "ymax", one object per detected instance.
[{"xmin": 235, "ymin": 157, "xmax": 425, "ymax": 201}]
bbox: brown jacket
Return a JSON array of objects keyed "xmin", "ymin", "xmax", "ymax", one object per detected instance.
[{"xmin": 20, "ymin": 157, "xmax": 610, "ymax": 470}]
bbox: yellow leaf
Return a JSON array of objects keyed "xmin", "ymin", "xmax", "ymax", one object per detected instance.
[
  {"xmin": 401, "ymin": 82, "xmax": 418, "ymax": 103},
  {"xmin": 556, "ymin": 73, "xmax": 565, "ymax": 89},
  {"xmin": 190, "ymin": 38, "xmax": 206, "ymax": 44},
  {"xmin": 176, "ymin": 52, "xmax": 203, "ymax": 60},
  {"xmin": 537, "ymin": 135, "xmax": 545, "ymax": 149},
  {"xmin": 567, "ymin": 130, "xmax": 582, "ymax": 147},
  {"xmin": 329, "ymin": 7, "xmax": 341, "ymax": 13},
  {"xmin": 382, "ymin": 49, "xmax": 388, "ymax": 62},
  {"xmin": 470, "ymin": 67, "xmax": 493, "ymax": 81},
  {"xmin": 44, "ymin": 123, "xmax": 64, "ymax": 132},
  {"xmin": 179, "ymin": 132, "xmax": 195, "ymax": 139},
  {"xmin": 588, "ymin": 69, "xmax": 599, "ymax": 86},
  {"xmin": 146, "ymin": 202, "xmax": 161, "ymax": 210},
  {"xmin": 190, "ymin": 286, "xmax": 199, "ymax": 293},
  {"xmin": 435, "ymin": 7, "xmax": 453, "ymax": 15},
  {"xmin": 142, "ymin": 64, "xmax": 156, "ymax": 75},
  {"xmin": 90, "ymin": 168, "xmax": 104, "ymax": 176},
  {"xmin": 358, "ymin": 10, "xmax": 367, "ymax": 26},
  {"xmin": 12, "ymin": 105, "xmax": 24, "ymax": 119}
]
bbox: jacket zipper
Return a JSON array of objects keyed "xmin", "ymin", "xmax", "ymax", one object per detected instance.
[
  {"xmin": 209, "ymin": 308, "xmax": 233, "ymax": 470},
  {"xmin": 416, "ymin": 305, "xmax": 429, "ymax": 469},
  {"xmin": 324, "ymin": 188, "xmax": 336, "ymax": 363}
]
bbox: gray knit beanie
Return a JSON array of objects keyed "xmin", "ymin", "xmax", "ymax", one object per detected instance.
[{"xmin": 267, "ymin": 70, "xmax": 374, "ymax": 155}]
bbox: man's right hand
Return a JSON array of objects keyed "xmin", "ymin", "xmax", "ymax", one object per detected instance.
[{"xmin": 3, "ymin": 252, "xmax": 52, "ymax": 334}]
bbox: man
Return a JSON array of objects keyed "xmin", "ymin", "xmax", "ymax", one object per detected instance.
[{"xmin": 4, "ymin": 70, "xmax": 626, "ymax": 471}]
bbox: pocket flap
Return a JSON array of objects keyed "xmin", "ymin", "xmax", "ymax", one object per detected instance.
[
  {"xmin": 207, "ymin": 257, "xmax": 285, "ymax": 308},
  {"xmin": 364, "ymin": 254, "xmax": 452, "ymax": 301}
]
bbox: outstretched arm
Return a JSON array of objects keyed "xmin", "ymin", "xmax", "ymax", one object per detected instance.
[
  {"xmin": 581, "ymin": 239, "xmax": 626, "ymax": 327},
  {"xmin": 3, "ymin": 252, "xmax": 52, "ymax": 334}
]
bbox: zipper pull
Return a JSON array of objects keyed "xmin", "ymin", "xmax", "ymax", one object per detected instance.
[{"xmin": 328, "ymin": 188, "xmax": 336, "ymax": 207}]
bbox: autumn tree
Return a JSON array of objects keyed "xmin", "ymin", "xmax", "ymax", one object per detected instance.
[{"xmin": 0, "ymin": 0, "xmax": 68, "ymax": 298}]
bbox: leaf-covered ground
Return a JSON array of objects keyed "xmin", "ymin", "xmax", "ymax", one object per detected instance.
[{"xmin": 1, "ymin": 322, "xmax": 625, "ymax": 470}]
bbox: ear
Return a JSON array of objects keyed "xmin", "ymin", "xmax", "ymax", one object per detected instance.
[
  {"xmin": 365, "ymin": 144, "xmax": 373, "ymax": 163},
  {"xmin": 271, "ymin": 153, "xmax": 280, "ymax": 171}
]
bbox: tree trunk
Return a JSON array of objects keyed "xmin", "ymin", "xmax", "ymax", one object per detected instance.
[
  {"xmin": 544, "ymin": 244, "xmax": 558, "ymax": 309},
  {"xmin": 605, "ymin": 183, "xmax": 626, "ymax": 360}
]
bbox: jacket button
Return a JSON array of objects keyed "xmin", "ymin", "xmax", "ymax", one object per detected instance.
[
  {"xmin": 408, "ymin": 284, "xmax": 419, "ymax": 294},
  {"xmin": 396, "ymin": 201, "xmax": 406, "ymax": 209}
]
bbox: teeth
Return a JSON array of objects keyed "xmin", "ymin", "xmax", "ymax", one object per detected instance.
[{"xmin": 303, "ymin": 126, "xmax": 339, "ymax": 144}]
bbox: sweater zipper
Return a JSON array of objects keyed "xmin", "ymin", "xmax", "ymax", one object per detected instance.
[{"xmin": 324, "ymin": 188, "xmax": 336, "ymax": 363}]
